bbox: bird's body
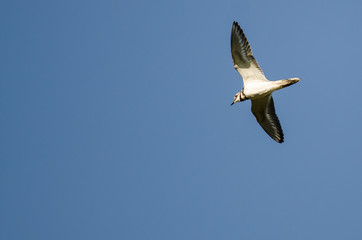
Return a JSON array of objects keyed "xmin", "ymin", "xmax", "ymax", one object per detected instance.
[
  {"xmin": 243, "ymin": 78, "xmax": 299, "ymax": 99},
  {"xmin": 230, "ymin": 21, "xmax": 299, "ymax": 143}
]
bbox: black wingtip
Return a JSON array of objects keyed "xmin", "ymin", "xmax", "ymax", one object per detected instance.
[
  {"xmin": 274, "ymin": 135, "xmax": 284, "ymax": 143},
  {"xmin": 231, "ymin": 21, "xmax": 245, "ymax": 39},
  {"xmin": 232, "ymin": 21, "xmax": 240, "ymax": 29}
]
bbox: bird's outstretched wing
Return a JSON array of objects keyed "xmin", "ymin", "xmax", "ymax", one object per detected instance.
[
  {"xmin": 251, "ymin": 94, "xmax": 284, "ymax": 143},
  {"xmin": 231, "ymin": 21, "xmax": 268, "ymax": 84}
]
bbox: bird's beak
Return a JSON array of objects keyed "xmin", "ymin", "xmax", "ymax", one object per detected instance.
[{"xmin": 231, "ymin": 102, "xmax": 234, "ymax": 106}]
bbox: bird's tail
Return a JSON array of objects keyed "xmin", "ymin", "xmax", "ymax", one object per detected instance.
[{"xmin": 277, "ymin": 78, "xmax": 300, "ymax": 89}]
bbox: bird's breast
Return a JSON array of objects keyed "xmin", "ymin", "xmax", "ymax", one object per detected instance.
[{"xmin": 244, "ymin": 82, "xmax": 277, "ymax": 99}]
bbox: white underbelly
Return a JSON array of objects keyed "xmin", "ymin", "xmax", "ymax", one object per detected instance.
[{"xmin": 244, "ymin": 82, "xmax": 277, "ymax": 99}]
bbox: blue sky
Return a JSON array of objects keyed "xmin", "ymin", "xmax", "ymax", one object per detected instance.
[{"xmin": 2, "ymin": 0, "xmax": 362, "ymax": 239}]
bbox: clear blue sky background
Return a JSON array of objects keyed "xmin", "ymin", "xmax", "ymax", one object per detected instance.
[{"xmin": 2, "ymin": 0, "xmax": 362, "ymax": 239}]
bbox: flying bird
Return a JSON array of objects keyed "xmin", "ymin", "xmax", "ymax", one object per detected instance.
[{"xmin": 230, "ymin": 21, "xmax": 299, "ymax": 143}]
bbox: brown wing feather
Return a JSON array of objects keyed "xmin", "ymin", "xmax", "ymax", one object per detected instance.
[
  {"xmin": 231, "ymin": 21, "xmax": 267, "ymax": 83},
  {"xmin": 251, "ymin": 95, "xmax": 284, "ymax": 143}
]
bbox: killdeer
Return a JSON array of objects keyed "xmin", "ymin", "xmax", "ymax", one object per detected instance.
[{"xmin": 230, "ymin": 21, "xmax": 299, "ymax": 143}]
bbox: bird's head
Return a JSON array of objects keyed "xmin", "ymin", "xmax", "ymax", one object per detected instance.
[{"xmin": 231, "ymin": 92, "xmax": 246, "ymax": 106}]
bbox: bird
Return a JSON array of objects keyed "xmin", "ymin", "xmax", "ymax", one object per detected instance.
[{"xmin": 230, "ymin": 21, "xmax": 299, "ymax": 143}]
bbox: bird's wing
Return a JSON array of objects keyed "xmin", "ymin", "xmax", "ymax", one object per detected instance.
[
  {"xmin": 251, "ymin": 94, "xmax": 284, "ymax": 143},
  {"xmin": 231, "ymin": 21, "xmax": 268, "ymax": 85}
]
